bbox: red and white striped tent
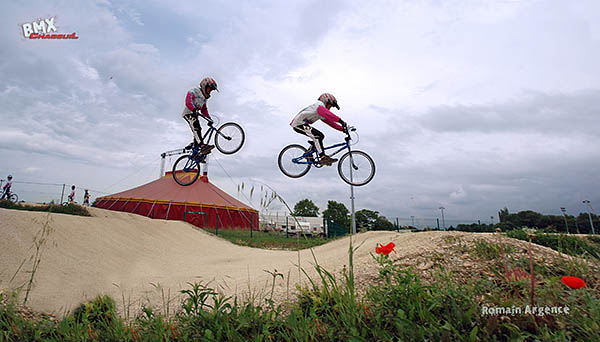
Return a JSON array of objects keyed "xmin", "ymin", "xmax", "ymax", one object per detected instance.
[{"xmin": 95, "ymin": 173, "xmax": 258, "ymax": 230}]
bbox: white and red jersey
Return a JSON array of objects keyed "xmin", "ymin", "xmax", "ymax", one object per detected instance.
[
  {"xmin": 182, "ymin": 86, "xmax": 211, "ymax": 119},
  {"xmin": 2, "ymin": 180, "xmax": 12, "ymax": 190},
  {"xmin": 290, "ymin": 101, "xmax": 343, "ymax": 131}
]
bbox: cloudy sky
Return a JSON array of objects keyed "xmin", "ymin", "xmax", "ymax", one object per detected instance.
[{"xmin": 1, "ymin": 0, "xmax": 599, "ymax": 225}]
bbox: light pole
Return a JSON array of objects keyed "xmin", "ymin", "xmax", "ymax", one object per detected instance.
[
  {"xmin": 560, "ymin": 207, "xmax": 570, "ymax": 234},
  {"xmin": 411, "ymin": 215, "xmax": 415, "ymax": 226},
  {"xmin": 583, "ymin": 200, "xmax": 596, "ymax": 234},
  {"xmin": 439, "ymin": 206, "xmax": 445, "ymax": 230},
  {"xmin": 349, "ymin": 159, "xmax": 357, "ymax": 235}
]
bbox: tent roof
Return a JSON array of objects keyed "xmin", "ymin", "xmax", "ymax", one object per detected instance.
[{"xmin": 97, "ymin": 173, "xmax": 256, "ymax": 212}]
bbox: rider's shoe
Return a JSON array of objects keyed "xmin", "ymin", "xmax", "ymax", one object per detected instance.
[
  {"xmin": 200, "ymin": 144, "xmax": 215, "ymax": 154},
  {"xmin": 319, "ymin": 155, "xmax": 337, "ymax": 166}
]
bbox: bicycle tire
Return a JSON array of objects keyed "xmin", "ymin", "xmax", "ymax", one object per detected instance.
[
  {"xmin": 278, "ymin": 144, "xmax": 311, "ymax": 178},
  {"xmin": 215, "ymin": 122, "xmax": 245, "ymax": 155},
  {"xmin": 9, "ymin": 193, "xmax": 18, "ymax": 202},
  {"xmin": 337, "ymin": 150, "xmax": 375, "ymax": 186},
  {"xmin": 172, "ymin": 155, "xmax": 201, "ymax": 186}
]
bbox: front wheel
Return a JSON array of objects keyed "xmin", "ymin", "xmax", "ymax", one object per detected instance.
[
  {"xmin": 215, "ymin": 122, "xmax": 245, "ymax": 155},
  {"xmin": 172, "ymin": 155, "xmax": 201, "ymax": 186},
  {"xmin": 9, "ymin": 193, "xmax": 18, "ymax": 202},
  {"xmin": 337, "ymin": 150, "xmax": 375, "ymax": 186},
  {"xmin": 278, "ymin": 144, "xmax": 311, "ymax": 178}
]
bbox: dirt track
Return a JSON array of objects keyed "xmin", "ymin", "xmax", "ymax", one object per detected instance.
[{"xmin": 1, "ymin": 207, "xmax": 467, "ymax": 316}]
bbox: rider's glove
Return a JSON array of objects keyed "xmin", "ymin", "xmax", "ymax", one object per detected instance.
[{"xmin": 206, "ymin": 118, "xmax": 214, "ymax": 126}]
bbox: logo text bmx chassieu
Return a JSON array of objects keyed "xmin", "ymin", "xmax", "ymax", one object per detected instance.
[{"xmin": 21, "ymin": 17, "xmax": 78, "ymax": 39}]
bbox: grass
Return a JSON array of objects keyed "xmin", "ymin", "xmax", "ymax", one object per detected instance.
[
  {"xmin": 0, "ymin": 200, "xmax": 90, "ymax": 217},
  {"xmin": 507, "ymin": 229, "xmax": 600, "ymax": 260},
  {"xmin": 203, "ymin": 228, "xmax": 334, "ymax": 250},
  {"xmin": 2, "ymin": 262, "xmax": 598, "ymax": 341}
]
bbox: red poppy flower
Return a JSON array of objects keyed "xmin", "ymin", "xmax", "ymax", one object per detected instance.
[
  {"xmin": 375, "ymin": 242, "xmax": 396, "ymax": 255},
  {"xmin": 561, "ymin": 276, "xmax": 586, "ymax": 289}
]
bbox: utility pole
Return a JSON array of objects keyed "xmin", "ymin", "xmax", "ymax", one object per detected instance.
[
  {"xmin": 411, "ymin": 215, "xmax": 415, "ymax": 227},
  {"xmin": 583, "ymin": 200, "xmax": 596, "ymax": 234},
  {"xmin": 439, "ymin": 206, "xmax": 445, "ymax": 230}
]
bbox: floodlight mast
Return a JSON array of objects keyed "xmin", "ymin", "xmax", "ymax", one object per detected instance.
[
  {"xmin": 560, "ymin": 207, "xmax": 570, "ymax": 234},
  {"xmin": 583, "ymin": 200, "xmax": 596, "ymax": 235}
]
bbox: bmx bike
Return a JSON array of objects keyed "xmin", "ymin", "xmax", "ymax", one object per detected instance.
[
  {"xmin": 172, "ymin": 116, "xmax": 245, "ymax": 186},
  {"xmin": 1, "ymin": 189, "xmax": 18, "ymax": 202},
  {"xmin": 278, "ymin": 126, "xmax": 375, "ymax": 186}
]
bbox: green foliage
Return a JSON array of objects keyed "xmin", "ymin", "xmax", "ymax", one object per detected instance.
[
  {"xmin": 355, "ymin": 209, "xmax": 396, "ymax": 231},
  {"xmin": 374, "ymin": 215, "xmax": 395, "ymax": 231},
  {"xmin": 499, "ymin": 208, "xmax": 599, "ymax": 234},
  {"xmin": 456, "ymin": 222, "xmax": 497, "ymax": 232},
  {"xmin": 355, "ymin": 209, "xmax": 378, "ymax": 230},
  {"xmin": 322, "ymin": 200, "xmax": 349, "ymax": 229},
  {"xmin": 292, "ymin": 198, "xmax": 319, "ymax": 217},
  {"xmin": 71, "ymin": 295, "xmax": 118, "ymax": 327},
  {"xmin": 204, "ymin": 228, "xmax": 331, "ymax": 250},
  {"xmin": 0, "ymin": 200, "xmax": 91, "ymax": 216},
  {"xmin": 471, "ymin": 241, "xmax": 515, "ymax": 260},
  {"xmin": 507, "ymin": 229, "xmax": 600, "ymax": 259}
]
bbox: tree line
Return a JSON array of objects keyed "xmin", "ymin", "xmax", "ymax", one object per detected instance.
[
  {"xmin": 292, "ymin": 199, "xmax": 397, "ymax": 231},
  {"xmin": 453, "ymin": 207, "xmax": 599, "ymax": 234}
]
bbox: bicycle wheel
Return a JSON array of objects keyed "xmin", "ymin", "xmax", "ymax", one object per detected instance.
[
  {"xmin": 337, "ymin": 150, "xmax": 375, "ymax": 186},
  {"xmin": 172, "ymin": 155, "xmax": 201, "ymax": 186},
  {"xmin": 9, "ymin": 193, "xmax": 18, "ymax": 202},
  {"xmin": 278, "ymin": 144, "xmax": 311, "ymax": 178},
  {"xmin": 215, "ymin": 122, "xmax": 245, "ymax": 155}
]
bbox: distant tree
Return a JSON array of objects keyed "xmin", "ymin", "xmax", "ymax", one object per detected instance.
[
  {"xmin": 374, "ymin": 216, "xmax": 395, "ymax": 231},
  {"xmin": 323, "ymin": 200, "xmax": 349, "ymax": 228},
  {"xmin": 498, "ymin": 207, "xmax": 509, "ymax": 223},
  {"xmin": 356, "ymin": 209, "xmax": 379, "ymax": 231},
  {"xmin": 293, "ymin": 199, "xmax": 319, "ymax": 217}
]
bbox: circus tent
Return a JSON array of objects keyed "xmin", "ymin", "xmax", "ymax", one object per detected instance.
[{"xmin": 95, "ymin": 172, "xmax": 258, "ymax": 230}]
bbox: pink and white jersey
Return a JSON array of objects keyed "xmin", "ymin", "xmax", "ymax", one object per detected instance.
[
  {"xmin": 290, "ymin": 101, "xmax": 343, "ymax": 131},
  {"xmin": 181, "ymin": 86, "xmax": 210, "ymax": 118},
  {"xmin": 3, "ymin": 180, "xmax": 12, "ymax": 190}
]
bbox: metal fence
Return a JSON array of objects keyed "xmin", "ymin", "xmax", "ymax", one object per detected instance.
[{"xmin": 0, "ymin": 179, "xmax": 108, "ymax": 205}]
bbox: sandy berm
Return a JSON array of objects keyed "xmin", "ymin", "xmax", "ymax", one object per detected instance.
[{"xmin": 1, "ymin": 207, "xmax": 449, "ymax": 316}]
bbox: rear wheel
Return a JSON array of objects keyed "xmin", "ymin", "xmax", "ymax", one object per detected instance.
[
  {"xmin": 337, "ymin": 150, "xmax": 375, "ymax": 186},
  {"xmin": 278, "ymin": 144, "xmax": 311, "ymax": 178},
  {"xmin": 172, "ymin": 155, "xmax": 201, "ymax": 186},
  {"xmin": 215, "ymin": 122, "xmax": 245, "ymax": 154}
]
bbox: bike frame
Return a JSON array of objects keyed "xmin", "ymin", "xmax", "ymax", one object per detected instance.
[
  {"xmin": 292, "ymin": 129, "xmax": 354, "ymax": 165},
  {"xmin": 199, "ymin": 115, "xmax": 231, "ymax": 144},
  {"xmin": 186, "ymin": 116, "xmax": 220, "ymax": 164}
]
